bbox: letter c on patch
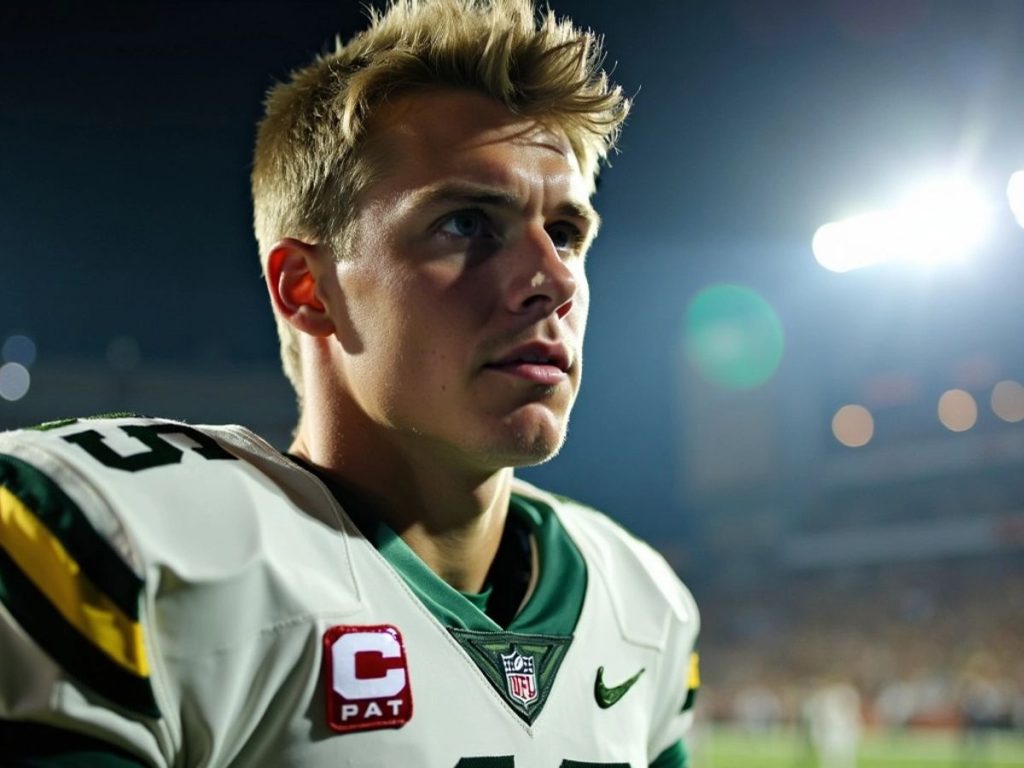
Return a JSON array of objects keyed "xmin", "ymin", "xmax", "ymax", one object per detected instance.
[{"xmin": 332, "ymin": 630, "xmax": 406, "ymax": 699}]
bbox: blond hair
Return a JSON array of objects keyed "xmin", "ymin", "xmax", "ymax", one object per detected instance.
[{"xmin": 252, "ymin": 0, "xmax": 629, "ymax": 400}]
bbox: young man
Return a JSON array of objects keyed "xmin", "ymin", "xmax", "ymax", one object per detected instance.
[{"xmin": 0, "ymin": 1, "xmax": 699, "ymax": 765}]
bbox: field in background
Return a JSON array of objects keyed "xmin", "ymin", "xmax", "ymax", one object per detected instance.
[{"xmin": 689, "ymin": 725, "xmax": 1024, "ymax": 768}]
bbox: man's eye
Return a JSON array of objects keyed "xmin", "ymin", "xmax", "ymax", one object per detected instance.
[
  {"xmin": 548, "ymin": 222, "xmax": 585, "ymax": 252},
  {"xmin": 439, "ymin": 211, "xmax": 491, "ymax": 239}
]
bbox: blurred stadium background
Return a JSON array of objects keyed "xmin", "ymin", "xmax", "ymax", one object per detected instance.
[{"xmin": 2, "ymin": 2, "xmax": 1022, "ymax": 765}]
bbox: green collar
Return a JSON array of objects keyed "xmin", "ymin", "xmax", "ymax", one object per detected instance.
[
  {"xmin": 363, "ymin": 493, "xmax": 586, "ymax": 636},
  {"xmin": 458, "ymin": 583, "xmax": 493, "ymax": 612}
]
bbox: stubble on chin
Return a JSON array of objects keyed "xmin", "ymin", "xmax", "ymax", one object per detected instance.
[{"xmin": 483, "ymin": 410, "xmax": 571, "ymax": 470}]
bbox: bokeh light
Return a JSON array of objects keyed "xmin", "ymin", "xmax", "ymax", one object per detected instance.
[
  {"xmin": 1008, "ymin": 170, "xmax": 1024, "ymax": 230},
  {"xmin": 2, "ymin": 334, "xmax": 37, "ymax": 367},
  {"xmin": 991, "ymin": 379, "xmax": 1024, "ymax": 423},
  {"xmin": 937, "ymin": 389, "xmax": 977, "ymax": 432},
  {"xmin": 0, "ymin": 362, "xmax": 31, "ymax": 402},
  {"xmin": 832, "ymin": 404, "xmax": 874, "ymax": 447},
  {"xmin": 684, "ymin": 284, "xmax": 784, "ymax": 391},
  {"xmin": 813, "ymin": 177, "xmax": 992, "ymax": 272}
]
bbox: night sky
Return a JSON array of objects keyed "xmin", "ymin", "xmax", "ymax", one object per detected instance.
[{"xmin": 2, "ymin": 1, "xmax": 1023, "ymax": 541}]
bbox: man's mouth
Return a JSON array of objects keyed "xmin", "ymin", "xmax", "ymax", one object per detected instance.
[{"xmin": 485, "ymin": 342, "xmax": 571, "ymax": 385}]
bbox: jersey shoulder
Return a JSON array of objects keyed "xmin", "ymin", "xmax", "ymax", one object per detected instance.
[
  {"xmin": 0, "ymin": 414, "xmax": 357, "ymax": 721},
  {"xmin": 0, "ymin": 414, "xmax": 321, "ymax": 571},
  {"xmin": 510, "ymin": 477, "xmax": 699, "ymax": 650},
  {"xmin": 0, "ymin": 415, "xmax": 176, "ymax": 720}
]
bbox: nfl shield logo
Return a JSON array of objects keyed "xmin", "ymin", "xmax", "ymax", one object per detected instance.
[{"xmin": 501, "ymin": 648, "xmax": 538, "ymax": 707}]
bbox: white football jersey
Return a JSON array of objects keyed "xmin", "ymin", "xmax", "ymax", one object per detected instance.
[{"xmin": 0, "ymin": 415, "xmax": 699, "ymax": 767}]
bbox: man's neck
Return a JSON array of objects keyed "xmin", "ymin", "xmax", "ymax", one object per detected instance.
[{"xmin": 290, "ymin": 419, "xmax": 513, "ymax": 595}]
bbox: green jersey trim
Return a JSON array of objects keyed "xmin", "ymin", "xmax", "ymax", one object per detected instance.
[
  {"xmin": 458, "ymin": 583, "xmax": 493, "ymax": 613},
  {"xmin": 0, "ymin": 453, "xmax": 142, "ymax": 616},
  {"xmin": 505, "ymin": 494, "xmax": 587, "ymax": 635},
  {"xmin": 360, "ymin": 492, "xmax": 586, "ymax": 636},
  {"xmin": 650, "ymin": 740, "xmax": 688, "ymax": 768}
]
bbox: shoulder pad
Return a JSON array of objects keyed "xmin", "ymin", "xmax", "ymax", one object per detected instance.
[
  {"xmin": 0, "ymin": 417, "xmax": 161, "ymax": 717},
  {"xmin": 5, "ymin": 415, "xmax": 361, "ymax": 654}
]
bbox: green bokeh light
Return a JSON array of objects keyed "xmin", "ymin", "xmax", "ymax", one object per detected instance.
[{"xmin": 684, "ymin": 284, "xmax": 784, "ymax": 390}]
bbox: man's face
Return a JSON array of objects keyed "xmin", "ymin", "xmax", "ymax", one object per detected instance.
[{"xmin": 320, "ymin": 89, "xmax": 597, "ymax": 472}]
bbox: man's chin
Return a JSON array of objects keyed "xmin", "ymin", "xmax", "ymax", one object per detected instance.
[
  {"xmin": 511, "ymin": 451, "xmax": 562, "ymax": 470},
  {"xmin": 474, "ymin": 441, "xmax": 563, "ymax": 472},
  {"xmin": 481, "ymin": 413, "xmax": 569, "ymax": 469}
]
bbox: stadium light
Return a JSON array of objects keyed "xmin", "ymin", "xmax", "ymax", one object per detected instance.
[
  {"xmin": 813, "ymin": 177, "xmax": 993, "ymax": 273},
  {"xmin": 1008, "ymin": 170, "xmax": 1024, "ymax": 229}
]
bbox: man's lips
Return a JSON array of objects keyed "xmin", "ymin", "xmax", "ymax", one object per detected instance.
[
  {"xmin": 485, "ymin": 361, "xmax": 568, "ymax": 385},
  {"xmin": 484, "ymin": 341, "xmax": 571, "ymax": 385}
]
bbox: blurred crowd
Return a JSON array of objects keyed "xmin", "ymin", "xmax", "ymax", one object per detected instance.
[{"xmin": 695, "ymin": 555, "xmax": 1024, "ymax": 735}]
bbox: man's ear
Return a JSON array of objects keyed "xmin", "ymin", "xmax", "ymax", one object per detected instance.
[{"xmin": 265, "ymin": 238, "xmax": 335, "ymax": 337}]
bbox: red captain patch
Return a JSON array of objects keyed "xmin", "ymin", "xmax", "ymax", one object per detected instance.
[{"xmin": 324, "ymin": 625, "xmax": 414, "ymax": 733}]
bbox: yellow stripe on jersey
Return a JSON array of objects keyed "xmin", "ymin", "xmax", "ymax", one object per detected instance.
[
  {"xmin": 0, "ymin": 485, "xmax": 149, "ymax": 677},
  {"xmin": 680, "ymin": 651, "xmax": 700, "ymax": 713}
]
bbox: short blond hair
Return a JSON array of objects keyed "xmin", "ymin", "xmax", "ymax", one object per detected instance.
[{"xmin": 252, "ymin": 0, "xmax": 629, "ymax": 400}]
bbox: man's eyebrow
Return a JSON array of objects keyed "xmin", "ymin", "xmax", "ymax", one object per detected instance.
[
  {"xmin": 408, "ymin": 181, "xmax": 601, "ymax": 234},
  {"xmin": 556, "ymin": 200, "xmax": 602, "ymax": 237}
]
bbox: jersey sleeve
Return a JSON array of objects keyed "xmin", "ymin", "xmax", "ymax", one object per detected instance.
[
  {"xmin": 645, "ymin": 552, "xmax": 700, "ymax": 768},
  {"xmin": 0, "ymin": 428, "xmax": 173, "ymax": 766}
]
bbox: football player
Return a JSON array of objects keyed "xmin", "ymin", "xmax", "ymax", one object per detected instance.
[{"xmin": 0, "ymin": 1, "xmax": 700, "ymax": 765}]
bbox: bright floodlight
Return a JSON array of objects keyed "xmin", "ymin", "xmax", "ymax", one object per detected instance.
[
  {"xmin": 1009, "ymin": 170, "xmax": 1024, "ymax": 229},
  {"xmin": 813, "ymin": 177, "xmax": 993, "ymax": 273}
]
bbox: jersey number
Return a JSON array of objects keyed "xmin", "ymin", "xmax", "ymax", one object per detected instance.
[{"xmin": 63, "ymin": 424, "xmax": 236, "ymax": 472}]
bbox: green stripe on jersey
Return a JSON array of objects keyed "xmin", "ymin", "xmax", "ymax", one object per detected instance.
[
  {"xmin": 650, "ymin": 740, "xmax": 688, "ymax": 768},
  {"xmin": 0, "ymin": 453, "xmax": 142, "ymax": 618},
  {"xmin": 0, "ymin": 454, "xmax": 156, "ymax": 716}
]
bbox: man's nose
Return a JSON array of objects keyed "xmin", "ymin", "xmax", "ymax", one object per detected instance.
[{"xmin": 504, "ymin": 224, "xmax": 578, "ymax": 320}]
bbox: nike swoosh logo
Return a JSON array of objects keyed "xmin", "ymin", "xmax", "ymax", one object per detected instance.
[{"xmin": 594, "ymin": 665, "xmax": 645, "ymax": 709}]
